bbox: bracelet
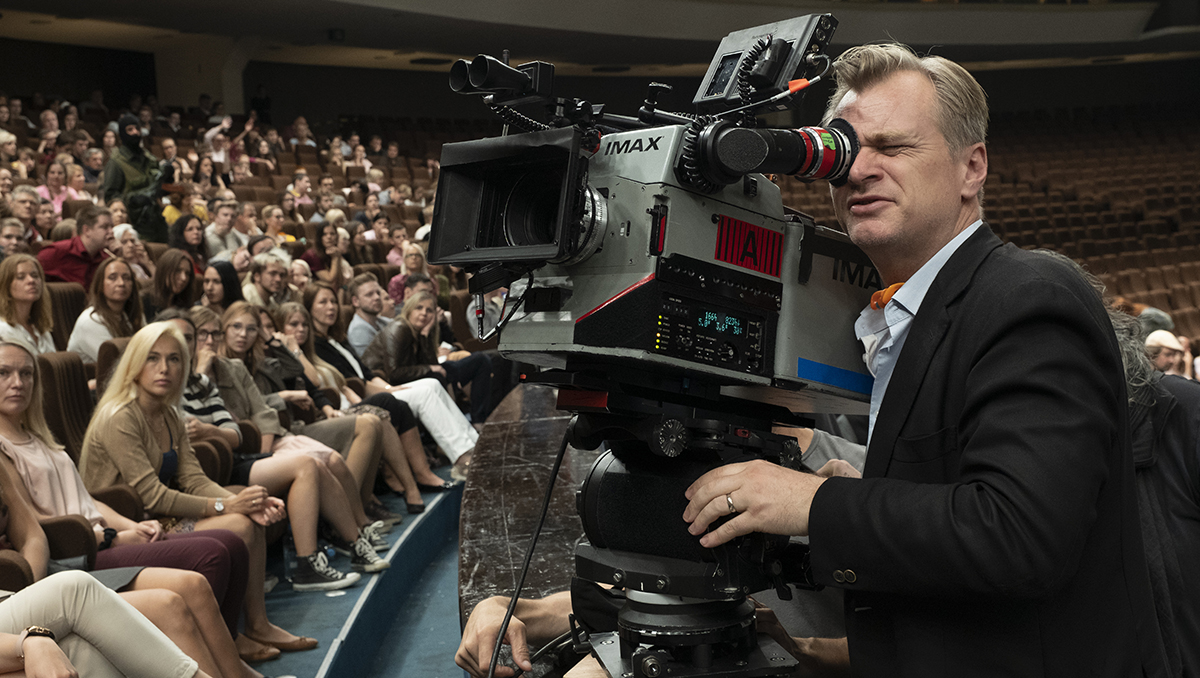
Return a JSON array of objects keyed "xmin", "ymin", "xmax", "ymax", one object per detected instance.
[
  {"xmin": 19, "ymin": 626, "xmax": 56, "ymax": 661},
  {"xmin": 98, "ymin": 527, "xmax": 117, "ymax": 551}
]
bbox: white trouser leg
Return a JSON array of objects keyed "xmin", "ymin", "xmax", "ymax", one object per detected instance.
[
  {"xmin": 0, "ymin": 570, "xmax": 197, "ymax": 678},
  {"xmin": 392, "ymin": 377, "xmax": 479, "ymax": 463}
]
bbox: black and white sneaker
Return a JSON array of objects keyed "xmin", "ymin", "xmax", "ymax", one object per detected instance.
[
  {"xmin": 361, "ymin": 521, "xmax": 390, "ymax": 551},
  {"xmin": 292, "ymin": 551, "xmax": 361, "ymax": 591},
  {"xmin": 351, "ymin": 533, "xmax": 390, "ymax": 573}
]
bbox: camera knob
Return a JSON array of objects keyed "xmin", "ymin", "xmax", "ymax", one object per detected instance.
[{"xmin": 640, "ymin": 656, "xmax": 663, "ymax": 677}]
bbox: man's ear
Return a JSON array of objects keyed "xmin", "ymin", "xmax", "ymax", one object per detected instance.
[{"xmin": 961, "ymin": 142, "xmax": 987, "ymax": 201}]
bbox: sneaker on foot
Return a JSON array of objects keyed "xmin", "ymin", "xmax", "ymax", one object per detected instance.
[
  {"xmin": 361, "ymin": 521, "xmax": 390, "ymax": 551},
  {"xmin": 351, "ymin": 533, "xmax": 391, "ymax": 573},
  {"xmin": 292, "ymin": 551, "xmax": 361, "ymax": 591}
]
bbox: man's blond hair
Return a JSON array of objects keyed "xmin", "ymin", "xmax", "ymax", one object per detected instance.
[{"xmin": 822, "ymin": 43, "xmax": 988, "ymax": 154}]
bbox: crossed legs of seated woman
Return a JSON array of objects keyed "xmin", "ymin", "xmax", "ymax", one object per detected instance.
[{"xmin": 0, "ymin": 571, "xmax": 216, "ymax": 678}]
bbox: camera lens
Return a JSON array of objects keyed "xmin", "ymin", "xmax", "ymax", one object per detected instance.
[{"xmin": 503, "ymin": 169, "xmax": 562, "ymax": 247}]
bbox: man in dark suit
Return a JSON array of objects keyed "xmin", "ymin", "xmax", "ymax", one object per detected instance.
[{"xmin": 684, "ymin": 44, "xmax": 1165, "ymax": 676}]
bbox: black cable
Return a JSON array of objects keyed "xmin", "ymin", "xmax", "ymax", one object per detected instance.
[
  {"xmin": 485, "ymin": 427, "xmax": 573, "ymax": 678},
  {"xmin": 479, "ymin": 271, "xmax": 534, "ymax": 343},
  {"xmin": 509, "ymin": 628, "xmax": 575, "ymax": 678},
  {"xmin": 735, "ymin": 35, "xmax": 771, "ymax": 128},
  {"xmin": 489, "ymin": 104, "xmax": 551, "ymax": 132}
]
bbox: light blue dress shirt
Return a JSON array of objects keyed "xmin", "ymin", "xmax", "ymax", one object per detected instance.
[{"xmin": 855, "ymin": 220, "xmax": 983, "ymax": 444}]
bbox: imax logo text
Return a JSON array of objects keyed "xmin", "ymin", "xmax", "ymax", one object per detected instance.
[{"xmin": 603, "ymin": 136, "xmax": 663, "ymax": 155}]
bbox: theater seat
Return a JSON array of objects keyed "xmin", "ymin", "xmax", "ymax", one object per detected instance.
[
  {"xmin": 36, "ymin": 351, "xmax": 95, "ymax": 464},
  {"xmin": 96, "ymin": 337, "xmax": 132, "ymax": 393},
  {"xmin": 46, "ymin": 282, "xmax": 87, "ymax": 353}
]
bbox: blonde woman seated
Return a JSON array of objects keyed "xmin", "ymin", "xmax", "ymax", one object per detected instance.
[
  {"xmin": 0, "ymin": 571, "xmax": 215, "ymax": 678},
  {"xmin": 0, "ymin": 254, "xmax": 54, "ymax": 355},
  {"xmin": 67, "ymin": 257, "xmax": 145, "ymax": 363},
  {"xmin": 0, "ymin": 338, "xmax": 269, "ymax": 678},
  {"xmin": 78, "ymin": 322, "xmax": 316, "ymax": 659}
]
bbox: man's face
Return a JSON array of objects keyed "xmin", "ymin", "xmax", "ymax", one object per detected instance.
[
  {"xmin": 296, "ymin": 176, "xmax": 310, "ymax": 193},
  {"xmin": 10, "ymin": 193, "xmax": 35, "ymax": 221},
  {"xmin": 266, "ymin": 130, "xmax": 279, "ymax": 144},
  {"xmin": 0, "ymin": 170, "xmax": 12, "ymax": 194},
  {"xmin": 320, "ymin": 177, "xmax": 334, "ymax": 192},
  {"xmin": 139, "ymin": 108, "xmax": 152, "ymax": 125},
  {"xmin": 86, "ymin": 153, "xmax": 104, "ymax": 171},
  {"xmin": 348, "ymin": 134, "xmax": 359, "ymax": 147},
  {"xmin": 215, "ymin": 206, "xmax": 235, "ymax": 230},
  {"xmin": 40, "ymin": 110, "xmax": 57, "ymax": 131},
  {"xmin": 169, "ymin": 112, "xmax": 180, "ymax": 127},
  {"xmin": 9, "ymin": 100, "xmax": 21, "ymax": 117},
  {"xmin": 124, "ymin": 124, "xmax": 140, "ymax": 139},
  {"xmin": 1152, "ymin": 347, "xmax": 1181, "ymax": 372},
  {"xmin": 386, "ymin": 145, "xmax": 399, "ymax": 158},
  {"xmin": 237, "ymin": 205, "xmax": 257, "ymax": 232},
  {"xmin": 405, "ymin": 281, "xmax": 434, "ymax": 301},
  {"xmin": 81, "ymin": 215, "xmax": 113, "ymax": 252},
  {"xmin": 73, "ymin": 137, "xmax": 88, "ymax": 157},
  {"xmin": 354, "ymin": 281, "xmax": 384, "ymax": 315},
  {"xmin": 318, "ymin": 194, "xmax": 333, "ymax": 212},
  {"xmin": 0, "ymin": 226, "xmax": 25, "ymax": 253},
  {"xmin": 260, "ymin": 263, "xmax": 286, "ymax": 294},
  {"xmin": 214, "ymin": 134, "xmax": 227, "ymax": 150},
  {"xmin": 162, "ymin": 140, "xmax": 176, "ymax": 159},
  {"xmin": 829, "ymin": 71, "xmax": 982, "ymax": 273}
]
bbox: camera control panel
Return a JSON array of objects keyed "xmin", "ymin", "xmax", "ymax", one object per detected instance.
[{"xmin": 655, "ymin": 296, "xmax": 767, "ymax": 375}]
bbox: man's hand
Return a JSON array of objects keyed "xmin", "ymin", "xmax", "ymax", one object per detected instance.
[
  {"xmin": 456, "ymin": 597, "xmax": 532, "ymax": 677},
  {"xmin": 683, "ymin": 460, "xmax": 825, "ymax": 547},
  {"xmin": 815, "ymin": 459, "xmax": 861, "ymax": 479}
]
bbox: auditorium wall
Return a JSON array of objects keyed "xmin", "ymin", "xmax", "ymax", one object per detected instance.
[{"xmin": 0, "ymin": 37, "xmax": 156, "ymax": 109}]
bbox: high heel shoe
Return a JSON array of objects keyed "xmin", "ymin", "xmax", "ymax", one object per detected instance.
[
  {"xmin": 407, "ymin": 501, "xmax": 426, "ymax": 514},
  {"xmin": 416, "ymin": 480, "xmax": 460, "ymax": 492}
]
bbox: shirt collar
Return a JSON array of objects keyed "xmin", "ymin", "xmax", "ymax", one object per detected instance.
[{"xmin": 887, "ymin": 220, "xmax": 983, "ymax": 317}]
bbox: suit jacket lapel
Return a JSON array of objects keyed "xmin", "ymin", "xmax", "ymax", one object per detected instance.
[{"xmin": 863, "ymin": 225, "xmax": 1005, "ymax": 478}]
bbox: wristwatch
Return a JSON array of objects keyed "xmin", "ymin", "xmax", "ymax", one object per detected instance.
[
  {"xmin": 214, "ymin": 498, "xmax": 225, "ymax": 515},
  {"xmin": 19, "ymin": 626, "xmax": 55, "ymax": 661}
]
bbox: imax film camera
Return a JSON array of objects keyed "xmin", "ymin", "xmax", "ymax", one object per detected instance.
[{"xmin": 432, "ymin": 14, "xmax": 876, "ymax": 678}]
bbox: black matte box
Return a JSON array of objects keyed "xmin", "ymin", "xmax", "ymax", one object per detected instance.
[{"xmin": 429, "ymin": 127, "xmax": 584, "ymax": 266}]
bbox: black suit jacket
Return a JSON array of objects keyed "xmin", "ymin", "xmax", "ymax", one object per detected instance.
[{"xmin": 808, "ymin": 227, "xmax": 1164, "ymax": 677}]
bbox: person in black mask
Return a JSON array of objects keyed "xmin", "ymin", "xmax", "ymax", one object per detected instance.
[{"xmin": 102, "ymin": 113, "xmax": 168, "ymax": 242}]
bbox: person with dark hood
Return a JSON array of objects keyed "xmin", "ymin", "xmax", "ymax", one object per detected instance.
[{"xmin": 101, "ymin": 113, "xmax": 167, "ymax": 243}]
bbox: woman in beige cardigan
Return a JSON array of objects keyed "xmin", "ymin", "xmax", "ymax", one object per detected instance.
[{"xmin": 79, "ymin": 322, "xmax": 317, "ymax": 658}]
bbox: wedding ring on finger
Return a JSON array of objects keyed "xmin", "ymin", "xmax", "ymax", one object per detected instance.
[{"xmin": 726, "ymin": 492, "xmax": 737, "ymax": 515}]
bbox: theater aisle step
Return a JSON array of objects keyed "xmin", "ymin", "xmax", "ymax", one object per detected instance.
[{"xmin": 366, "ymin": 532, "xmax": 461, "ymax": 677}]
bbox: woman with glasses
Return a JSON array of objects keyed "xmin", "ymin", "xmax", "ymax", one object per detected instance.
[
  {"xmin": 215, "ymin": 302, "xmax": 400, "ymax": 530},
  {"xmin": 385, "ymin": 243, "xmax": 437, "ymax": 304}
]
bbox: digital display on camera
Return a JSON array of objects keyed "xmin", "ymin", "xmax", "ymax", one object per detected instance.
[
  {"xmin": 697, "ymin": 310, "xmax": 744, "ymax": 336},
  {"xmin": 704, "ymin": 53, "xmax": 742, "ymax": 98}
]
